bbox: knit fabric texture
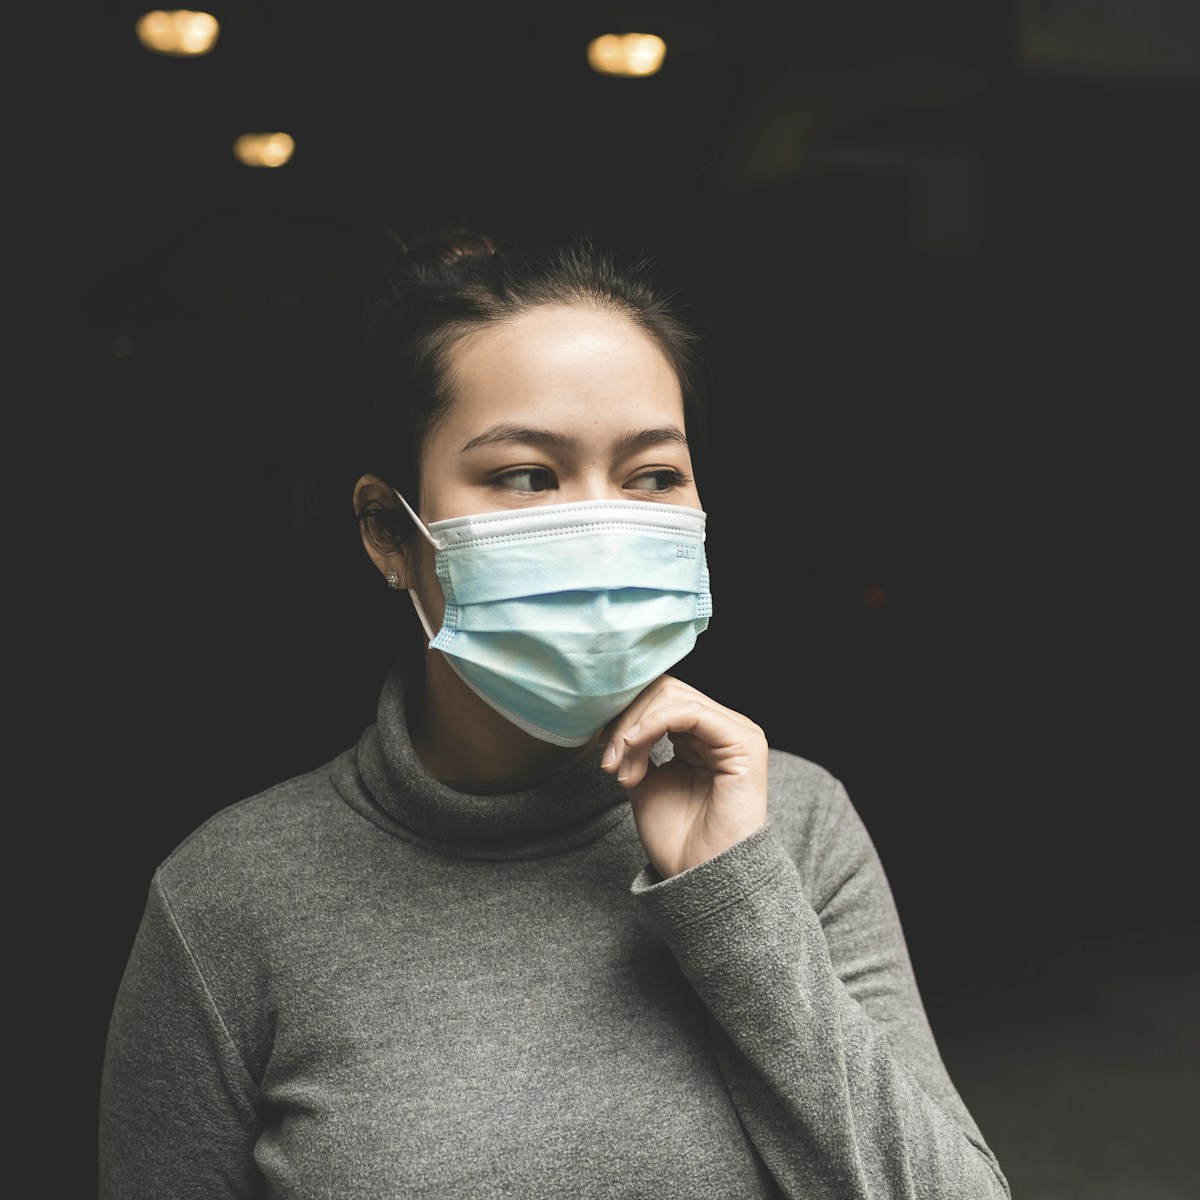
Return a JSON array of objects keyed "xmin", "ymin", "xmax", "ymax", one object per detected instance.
[{"xmin": 99, "ymin": 662, "xmax": 1010, "ymax": 1198}]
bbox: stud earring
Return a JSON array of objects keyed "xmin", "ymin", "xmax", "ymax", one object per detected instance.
[{"xmin": 386, "ymin": 570, "xmax": 402, "ymax": 590}]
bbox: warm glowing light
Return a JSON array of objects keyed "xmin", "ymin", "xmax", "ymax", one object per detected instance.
[
  {"xmin": 233, "ymin": 132, "xmax": 296, "ymax": 167},
  {"xmin": 136, "ymin": 11, "xmax": 220, "ymax": 56},
  {"xmin": 587, "ymin": 33, "xmax": 666, "ymax": 78}
]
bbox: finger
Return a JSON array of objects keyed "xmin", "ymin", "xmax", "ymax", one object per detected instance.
[
  {"xmin": 617, "ymin": 700, "xmax": 765, "ymax": 787},
  {"xmin": 624, "ymin": 699, "xmax": 757, "ymax": 759},
  {"xmin": 600, "ymin": 675, "xmax": 678, "ymax": 773},
  {"xmin": 601, "ymin": 677, "xmax": 758, "ymax": 779},
  {"xmin": 605, "ymin": 675, "xmax": 731, "ymax": 748}
]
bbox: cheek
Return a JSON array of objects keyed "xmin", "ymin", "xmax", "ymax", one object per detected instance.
[{"xmin": 417, "ymin": 475, "xmax": 477, "ymax": 526}]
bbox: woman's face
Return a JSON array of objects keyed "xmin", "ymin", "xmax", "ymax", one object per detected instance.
[
  {"xmin": 420, "ymin": 302, "xmax": 701, "ymax": 520},
  {"xmin": 407, "ymin": 302, "xmax": 702, "ymax": 629}
]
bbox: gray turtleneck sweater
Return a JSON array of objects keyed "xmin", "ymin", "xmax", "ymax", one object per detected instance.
[{"xmin": 99, "ymin": 666, "xmax": 1010, "ymax": 1198}]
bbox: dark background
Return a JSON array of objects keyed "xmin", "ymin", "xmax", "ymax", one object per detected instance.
[{"xmin": 20, "ymin": 1, "xmax": 1197, "ymax": 1195}]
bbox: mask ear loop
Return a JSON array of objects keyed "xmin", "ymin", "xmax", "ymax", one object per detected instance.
[{"xmin": 392, "ymin": 490, "xmax": 441, "ymax": 644}]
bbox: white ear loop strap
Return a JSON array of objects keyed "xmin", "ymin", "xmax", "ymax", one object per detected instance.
[
  {"xmin": 393, "ymin": 489, "xmax": 439, "ymax": 548},
  {"xmin": 393, "ymin": 489, "xmax": 438, "ymax": 642}
]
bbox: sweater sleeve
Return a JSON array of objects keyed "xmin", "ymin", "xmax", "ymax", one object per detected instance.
[
  {"xmin": 99, "ymin": 872, "xmax": 264, "ymax": 1199},
  {"xmin": 630, "ymin": 781, "xmax": 1010, "ymax": 1200}
]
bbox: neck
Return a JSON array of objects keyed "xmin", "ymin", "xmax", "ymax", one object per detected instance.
[{"xmin": 409, "ymin": 650, "xmax": 602, "ymax": 785}]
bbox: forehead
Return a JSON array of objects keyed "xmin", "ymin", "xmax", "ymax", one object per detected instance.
[{"xmin": 439, "ymin": 304, "xmax": 684, "ymax": 434}]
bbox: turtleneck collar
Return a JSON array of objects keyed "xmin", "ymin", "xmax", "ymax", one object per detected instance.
[{"xmin": 331, "ymin": 661, "xmax": 658, "ymax": 861}]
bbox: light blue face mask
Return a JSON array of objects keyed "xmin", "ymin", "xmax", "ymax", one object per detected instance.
[{"xmin": 394, "ymin": 492, "xmax": 713, "ymax": 747}]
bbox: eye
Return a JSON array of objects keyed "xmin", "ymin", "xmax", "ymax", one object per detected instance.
[
  {"xmin": 626, "ymin": 469, "xmax": 692, "ymax": 493},
  {"xmin": 494, "ymin": 467, "xmax": 558, "ymax": 493}
]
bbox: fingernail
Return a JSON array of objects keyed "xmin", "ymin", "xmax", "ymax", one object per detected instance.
[
  {"xmin": 617, "ymin": 759, "xmax": 630, "ymax": 783},
  {"xmin": 601, "ymin": 742, "xmax": 616, "ymax": 768},
  {"xmin": 624, "ymin": 723, "xmax": 640, "ymax": 743}
]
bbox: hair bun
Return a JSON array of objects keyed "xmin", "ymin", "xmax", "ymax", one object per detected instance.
[{"xmin": 392, "ymin": 227, "xmax": 497, "ymax": 269}]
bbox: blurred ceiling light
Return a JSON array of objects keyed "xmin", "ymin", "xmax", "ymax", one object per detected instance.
[
  {"xmin": 587, "ymin": 33, "xmax": 666, "ymax": 78},
  {"xmin": 233, "ymin": 132, "xmax": 296, "ymax": 168},
  {"xmin": 136, "ymin": 10, "xmax": 220, "ymax": 56}
]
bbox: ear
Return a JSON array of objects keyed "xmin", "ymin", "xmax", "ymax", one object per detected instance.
[{"xmin": 353, "ymin": 473, "xmax": 415, "ymax": 588}]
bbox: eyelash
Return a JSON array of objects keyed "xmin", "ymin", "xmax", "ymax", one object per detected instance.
[
  {"xmin": 630, "ymin": 469, "xmax": 692, "ymax": 493},
  {"xmin": 492, "ymin": 468, "xmax": 691, "ymax": 494}
]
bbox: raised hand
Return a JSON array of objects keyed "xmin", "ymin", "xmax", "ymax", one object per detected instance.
[{"xmin": 601, "ymin": 675, "xmax": 769, "ymax": 879}]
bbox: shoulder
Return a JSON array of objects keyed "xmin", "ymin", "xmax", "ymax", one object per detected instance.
[
  {"xmin": 153, "ymin": 749, "xmax": 361, "ymax": 922},
  {"xmin": 134, "ymin": 749, "xmax": 376, "ymax": 1018},
  {"xmin": 119, "ymin": 752, "xmax": 362, "ymax": 1082},
  {"xmin": 764, "ymin": 746, "xmax": 882, "ymax": 911},
  {"xmin": 764, "ymin": 745, "xmax": 849, "ymax": 844}
]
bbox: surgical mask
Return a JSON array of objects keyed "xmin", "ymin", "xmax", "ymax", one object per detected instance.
[{"xmin": 394, "ymin": 491, "xmax": 712, "ymax": 747}]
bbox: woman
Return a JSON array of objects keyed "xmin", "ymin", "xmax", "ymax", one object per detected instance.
[{"xmin": 99, "ymin": 229, "xmax": 1010, "ymax": 1198}]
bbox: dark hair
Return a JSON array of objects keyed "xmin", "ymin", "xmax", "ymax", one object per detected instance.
[{"xmin": 358, "ymin": 225, "xmax": 709, "ymax": 554}]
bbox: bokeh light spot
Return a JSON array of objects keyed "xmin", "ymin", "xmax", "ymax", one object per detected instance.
[
  {"xmin": 233, "ymin": 132, "xmax": 296, "ymax": 168},
  {"xmin": 587, "ymin": 33, "xmax": 666, "ymax": 78},
  {"xmin": 135, "ymin": 10, "xmax": 220, "ymax": 57}
]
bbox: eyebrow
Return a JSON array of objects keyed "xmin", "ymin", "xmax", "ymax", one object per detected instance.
[{"xmin": 459, "ymin": 423, "xmax": 689, "ymax": 455}]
